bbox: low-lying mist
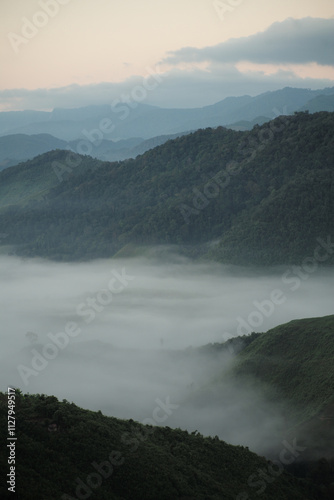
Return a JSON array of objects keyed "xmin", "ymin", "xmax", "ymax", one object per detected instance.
[{"xmin": 1, "ymin": 249, "xmax": 333, "ymax": 456}]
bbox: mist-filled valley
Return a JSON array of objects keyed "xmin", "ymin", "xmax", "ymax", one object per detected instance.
[
  {"xmin": 1, "ymin": 112, "xmax": 334, "ymax": 498},
  {"xmin": 2, "ymin": 2, "xmax": 334, "ymax": 497},
  {"xmin": 1, "ymin": 251, "xmax": 333, "ymax": 459}
]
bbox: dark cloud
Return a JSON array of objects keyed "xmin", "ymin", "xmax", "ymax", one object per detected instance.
[{"xmin": 163, "ymin": 17, "xmax": 334, "ymax": 67}]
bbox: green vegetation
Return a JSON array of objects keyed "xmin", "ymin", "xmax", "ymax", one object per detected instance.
[
  {"xmin": 0, "ymin": 392, "xmax": 319, "ymax": 500},
  {"xmin": 0, "ymin": 112, "xmax": 333, "ymax": 264},
  {"xmin": 195, "ymin": 314, "xmax": 334, "ymax": 487},
  {"xmin": 225, "ymin": 315, "xmax": 334, "ymax": 423},
  {"xmin": 1, "ymin": 317, "xmax": 334, "ymax": 498},
  {"xmin": 183, "ymin": 315, "xmax": 334, "ymax": 497},
  {"xmin": 0, "ymin": 150, "xmax": 100, "ymax": 209}
]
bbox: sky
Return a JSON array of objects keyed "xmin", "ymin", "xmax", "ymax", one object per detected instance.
[{"xmin": 0, "ymin": 0, "xmax": 334, "ymax": 110}]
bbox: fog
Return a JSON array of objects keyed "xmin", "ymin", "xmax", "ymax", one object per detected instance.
[{"xmin": 1, "ymin": 251, "xmax": 333, "ymax": 456}]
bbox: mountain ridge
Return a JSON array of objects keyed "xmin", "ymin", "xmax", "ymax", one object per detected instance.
[
  {"xmin": 1, "ymin": 86, "xmax": 334, "ymax": 141},
  {"xmin": 0, "ymin": 390, "xmax": 320, "ymax": 500},
  {"xmin": 1, "ymin": 314, "xmax": 334, "ymax": 498},
  {"xmin": 0, "ymin": 111, "xmax": 333, "ymax": 265},
  {"xmin": 0, "ymin": 131, "xmax": 191, "ymax": 170}
]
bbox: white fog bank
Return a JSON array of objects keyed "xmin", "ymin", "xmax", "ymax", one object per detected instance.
[{"xmin": 0, "ymin": 252, "xmax": 333, "ymax": 455}]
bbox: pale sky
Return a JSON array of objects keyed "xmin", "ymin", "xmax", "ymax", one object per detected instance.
[{"xmin": 0, "ymin": 0, "xmax": 333, "ymax": 110}]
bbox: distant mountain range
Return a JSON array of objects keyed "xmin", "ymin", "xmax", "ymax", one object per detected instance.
[
  {"xmin": 0, "ymin": 133, "xmax": 67, "ymax": 171},
  {"xmin": 1, "ymin": 86, "xmax": 333, "ymax": 139},
  {"xmin": 0, "ymin": 132, "xmax": 191, "ymax": 171},
  {"xmin": 1, "ymin": 86, "xmax": 334, "ymax": 170},
  {"xmin": 0, "ymin": 111, "xmax": 333, "ymax": 265}
]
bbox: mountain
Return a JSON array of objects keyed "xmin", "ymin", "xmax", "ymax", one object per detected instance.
[
  {"xmin": 1, "ymin": 315, "xmax": 334, "ymax": 499},
  {"xmin": 0, "ymin": 110, "xmax": 48, "ymax": 136},
  {"xmin": 126, "ymin": 131, "xmax": 192, "ymax": 158},
  {"xmin": 68, "ymin": 132, "xmax": 191, "ymax": 162},
  {"xmin": 0, "ymin": 132, "xmax": 192, "ymax": 169},
  {"xmin": 173, "ymin": 315, "xmax": 334, "ymax": 498},
  {"xmin": 1, "ymin": 87, "xmax": 333, "ymax": 169},
  {"xmin": 0, "ymin": 111, "xmax": 333, "ymax": 264},
  {"xmin": 1, "ymin": 87, "xmax": 334, "ymax": 141},
  {"xmin": 0, "ymin": 134, "xmax": 145, "ymax": 168},
  {"xmin": 195, "ymin": 315, "xmax": 334, "ymax": 455},
  {"xmin": 0, "ymin": 134, "xmax": 68, "ymax": 171},
  {"xmin": 209, "ymin": 113, "xmax": 334, "ymax": 265},
  {"xmin": 0, "ymin": 390, "xmax": 321, "ymax": 500},
  {"xmin": 0, "ymin": 151, "xmax": 101, "ymax": 209},
  {"xmin": 299, "ymin": 94, "xmax": 334, "ymax": 113},
  {"xmin": 226, "ymin": 115, "xmax": 270, "ymax": 131}
]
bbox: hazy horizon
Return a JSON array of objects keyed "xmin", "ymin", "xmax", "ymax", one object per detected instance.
[{"xmin": 1, "ymin": 1, "xmax": 334, "ymax": 111}]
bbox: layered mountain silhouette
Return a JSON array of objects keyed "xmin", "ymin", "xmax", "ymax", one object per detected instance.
[
  {"xmin": 0, "ymin": 111, "xmax": 333, "ymax": 265},
  {"xmin": 1, "ymin": 86, "xmax": 334, "ymax": 141}
]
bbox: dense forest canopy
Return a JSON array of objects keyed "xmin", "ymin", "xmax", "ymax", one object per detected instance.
[{"xmin": 0, "ymin": 111, "xmax": 333, "ymax": 264}]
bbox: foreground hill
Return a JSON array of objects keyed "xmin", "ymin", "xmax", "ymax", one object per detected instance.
[
  {"xmin": 0, "ymin": 392, "xmax": 320, "ymax": 500},
  {"xmin": 172, "ymin": 315, "xmax": 334, "ymax": 498},
  {"xmin": 0, "ymin": 111, "xmax": 333, "ymax": 264},
  {"xmin": 188, "ymin": 315, "xmax": 334, "ymax": 462},
  {"xmin": 1, "ymin": 316, "xmax": 334, "ymax": 498},
  {"xmin": 230, "ymin": 315, "xmax": 334, "ymax": 424}
]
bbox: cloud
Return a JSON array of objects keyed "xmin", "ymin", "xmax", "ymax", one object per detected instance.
[
  {"xmin": 1, "ymin": 18, "xmax": 334, "ymax": 111},
  {"xmin": 1, "ymin": 68, "xmax": 334, "ymax": 111},
  {"xmin": 163, "ymin": 18, "xmax": 334, "ymax": 67},
  {"xmin": 0, "ymin": 79, "xmax": 157, "ymax": 112},
  {"xmin": 149, "ymin": 65, "xmax": 334, "ymax": 108}
]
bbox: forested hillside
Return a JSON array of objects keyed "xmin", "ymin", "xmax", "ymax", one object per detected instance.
[
  {"xmin": 177, "ymin": 315, "xmax": 334, "ymax": 498},
  {"xmin": 0, "ymin": 111, "xmax": 333, "ymax": 264},
  {"xmin": 1, "ymin": 315, "xmax": 334, "ymax": 499},
  {"xmin": 227, "ymin": 315, "xmax": 334, "ymax": 423},
  {"xmin": 0, "ymin": 391, "xmax": 321, "ymax": 500},
  {"xmin": 192, "ymin": 315, "xmax": 334, "ymax": 464}
]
